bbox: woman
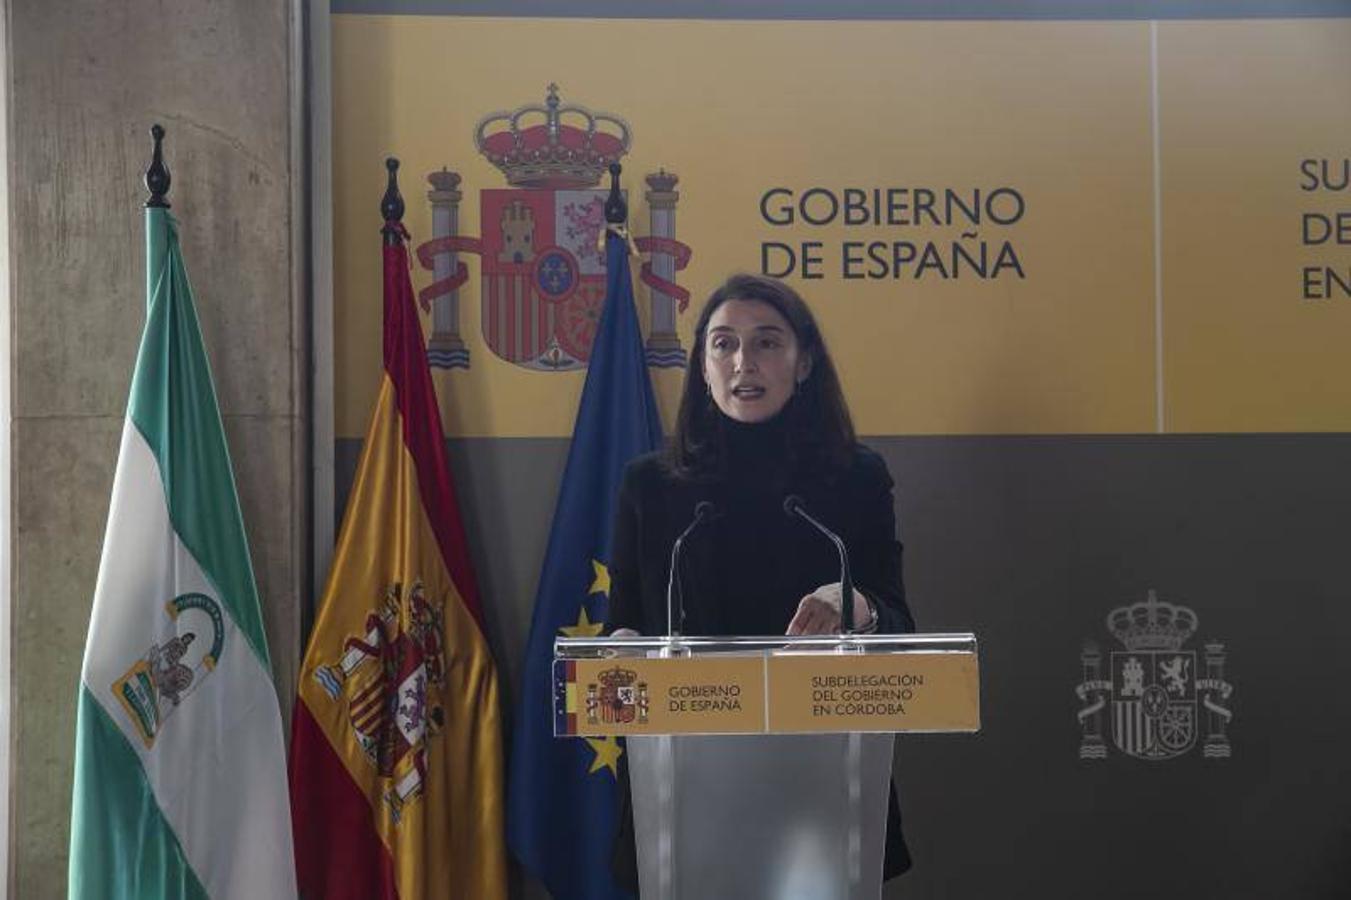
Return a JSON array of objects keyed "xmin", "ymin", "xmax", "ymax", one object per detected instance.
[{"xmin": 607, "ymin": 273, "xmax": 916, "ymax": 884}]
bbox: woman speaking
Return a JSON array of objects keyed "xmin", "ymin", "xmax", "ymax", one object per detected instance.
[{"xmin": 607, "ymin": 273, "xmax": 916, "ymax": 883}]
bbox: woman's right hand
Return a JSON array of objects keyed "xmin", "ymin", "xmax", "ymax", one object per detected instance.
[{"xmin": 611, "ymin": 627, "xmax": 641, "ymax": 637}]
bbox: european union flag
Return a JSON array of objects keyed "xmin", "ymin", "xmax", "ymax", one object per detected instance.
[{"xmin": 507, "ymin": 221, "xmax": 662, "ymax": 899}]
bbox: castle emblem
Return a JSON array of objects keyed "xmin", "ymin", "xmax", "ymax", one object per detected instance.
[
  {"xmin": 414, "ymin": 84, "xmax": 693, "ymax": 371},
  {"xmin": 586, "ymin": 667, "xmax": 650, "ymax": 726},
  {"xmin": 314, "ymin": 581, "xmax": 448, "ymax": 824},
  {"xmin": 1076, "ymin": 590, "xmax": 1234, "ymax": 762},
  {"xmin": 112, "ymin": 592, "xmax": 226, "ymax": 749}
]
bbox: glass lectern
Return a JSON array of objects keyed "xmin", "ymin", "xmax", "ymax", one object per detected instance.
[{"xmin": 554, "ymin": 633, "xmax": 979, "ymax": 900}]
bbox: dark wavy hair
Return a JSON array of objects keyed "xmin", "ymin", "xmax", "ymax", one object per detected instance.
[{"xmin": 668, "ymin": 274, "xmax": 856, "ymax": 480}]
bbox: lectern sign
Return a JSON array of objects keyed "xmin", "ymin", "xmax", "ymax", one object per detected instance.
[
  {"xmin": 554, "ymin": 641, "xmax": 980, "ymax": 736},
  {"xmin": 557, "ymin": 656, "xmax": 766, "ymax": 736},
  {"xmin": 767, "ymin": 653, "xmax": 980, "ymax": 734}
]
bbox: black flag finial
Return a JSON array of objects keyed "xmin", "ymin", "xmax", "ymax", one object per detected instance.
[
  {"xmin": 604, "ymin": 162, "xmax": 625, "ymax": 224},
  {"xmin": 145, "ymin": 124, "xmax": 171, "ymax": 209},
  {"xmin": 382, "ymin": 157, "xmax": 405, "ymax": 245}
]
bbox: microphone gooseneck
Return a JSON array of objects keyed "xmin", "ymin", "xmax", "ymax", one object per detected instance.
[
  {"xmin": 783, "ymin": 495, "xmax": 856, "ymax": 633},
  {"xmin": 666, "ymin": 501, "xmax": 718, "ymax": 636}
]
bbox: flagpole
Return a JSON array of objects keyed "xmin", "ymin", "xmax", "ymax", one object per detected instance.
[
  {"xmin": 290, "ymin": 152, "xmax": 507, "ymax": 900},
  {"xmin": 145, "ymin": 123, "xmax": 170, "ymax": 208},
  {"xmin": 144, "ymin": 124, "xmax": 170, "ymax": 313},
  {"xmin": 605, "ymin": 161, "xmax": 626, "ymax": 224},
  {"xmin": 507, "ymin": 155, "xmax": 664, "ymax": 900},
  {"xmin": 72, "ymin": 118, "xmax": 299, "ymax": 900},
  {"xmin": 382, "ymin": 156, "xmax": 404, "ymax": 246}
]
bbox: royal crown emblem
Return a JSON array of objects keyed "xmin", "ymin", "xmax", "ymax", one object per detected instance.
[
  {"xmin": 586, "ymin": 666, "xmax": 650, "ymax": 726},
  {"xmin": 1108, "ymin": 590, "xmax": 1197, "ymax": 651},
  {"xmin": 314, "ymin": 581, "xmax": 448, "ymax": 824},
  {"xmin": 474, "ymin": 83, "xmax": 632, "ymax": 189},
  {"xmin": 1077, "ymin": 589, "xmax": 1234, "ymax": 762}
]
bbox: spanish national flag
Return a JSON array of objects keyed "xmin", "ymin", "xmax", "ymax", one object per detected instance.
[{"xmin": 288, "ymin": 163, "xmax": 506, "ymax": 900}]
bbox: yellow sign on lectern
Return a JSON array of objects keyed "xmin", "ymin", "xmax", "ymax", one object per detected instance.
[{"xmin": 554, "ymin": 634, "xmax": 980, "ymax": 737}]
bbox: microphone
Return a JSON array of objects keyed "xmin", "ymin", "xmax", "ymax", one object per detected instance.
[
  {"xmin": 783, "ymin": 495, "xmax": 856, "ymax": 633},
  {"xmin": 666, "ymin": 501, "xmax": 717, "ymax": 636}
]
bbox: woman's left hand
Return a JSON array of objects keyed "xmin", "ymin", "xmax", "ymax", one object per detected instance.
[{"xmin": 785, "ymin": 582, "xmax": 873, "ymax": 635}]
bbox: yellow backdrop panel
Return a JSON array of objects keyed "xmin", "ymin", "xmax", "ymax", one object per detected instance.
[
  {"xmin": 331, "ymin": 15, "xmax": 1349, "ymax": 438},
  {"xmin": 1159, "ymin": 19, "xmax": 1351, "ymax": 433}
]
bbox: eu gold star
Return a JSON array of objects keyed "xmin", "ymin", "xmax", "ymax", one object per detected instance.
[
  {"xmin": 585, "ymin": 736, "xmax": 623, "ymax": 777},
  {"xmin": 589, "ymin": 559, "xmax": 611, "ymax": 597},
  {"xmin": 560, "ymin": 605, "xmax": 605, "ymax": 638}
]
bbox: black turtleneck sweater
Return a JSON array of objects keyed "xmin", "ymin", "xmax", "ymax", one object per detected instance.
[{"xmin": 607, "ymin": 414, "xmax": 915, "ymax": 637}]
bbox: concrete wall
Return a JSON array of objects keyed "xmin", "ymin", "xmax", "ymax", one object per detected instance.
[{"xmin": 5, "ymin": 2, "xmax": 307, "ymax": 896}]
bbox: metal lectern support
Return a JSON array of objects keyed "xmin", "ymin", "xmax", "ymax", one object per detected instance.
[{"xmin": 628, "ymin": 731, "xmax": 895, "ymax": 900}]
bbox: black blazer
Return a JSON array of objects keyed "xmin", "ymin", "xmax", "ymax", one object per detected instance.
[{"xmin": 607, "ymin": 443, "xmax": 915, "ymax": 886}]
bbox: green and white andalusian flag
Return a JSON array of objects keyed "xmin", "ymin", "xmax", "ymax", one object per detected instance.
[{"xmin": 68, "ymin": 206, "xmax": 297, "ymax": 899}]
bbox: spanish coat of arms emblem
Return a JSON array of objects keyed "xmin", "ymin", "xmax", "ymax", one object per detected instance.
[
  {"xmin": 586, "ymin": 666, "xmax": 650, "ymax": 726},
  {"xmin": 1076, "ymin": 590, "xmax": 1234, "ymax": 761},
  {"xmin": 314, "ymin": 581, "xmax": 448, "ymax": 823},
  {"xmin": 413, "ymin": 84, "xmax": 693, "ymax": 371}
]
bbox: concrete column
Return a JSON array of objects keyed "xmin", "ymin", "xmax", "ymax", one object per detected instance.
[{"xmin": 4, "ymin": 1, "xmax": 308, "ymax": 896}]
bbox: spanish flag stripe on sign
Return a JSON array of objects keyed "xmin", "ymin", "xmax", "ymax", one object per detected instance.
[{"xmin": 289, "ymin": 227, "xmax": 507, "ymax": 900}]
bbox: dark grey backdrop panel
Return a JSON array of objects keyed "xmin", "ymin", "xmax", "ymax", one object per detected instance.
[
  {"xmin": 882, "ymin": 435, "xmax": 1351, "ymax": 898},
  {"xmin": 336, "ymin": 434, "xmax": 1351, "ymax": 898}
]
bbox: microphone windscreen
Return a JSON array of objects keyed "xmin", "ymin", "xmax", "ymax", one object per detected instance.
[{"xmin": 783, "ymin": 494, "xmax": 804, "ymax": 517}]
